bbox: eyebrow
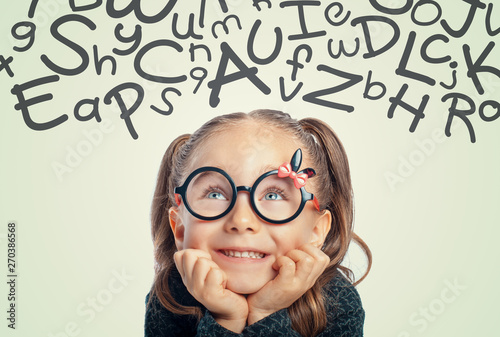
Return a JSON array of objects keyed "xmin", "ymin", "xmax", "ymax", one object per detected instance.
[
  {"xmin": 257, "ymin": 164, "xmax": 277, "ymax": 176},
  {"xmin": 208, "ymin": 163, "xmax": 278, "ymax": 177},
  {"xmin": 185, "ymin": 163, "xmax": 279, "ymax": 186}
]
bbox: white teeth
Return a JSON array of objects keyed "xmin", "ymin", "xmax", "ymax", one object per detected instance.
[{"xmin": 223, "ymin": 250, "xmax": 265, "ymax": 259}]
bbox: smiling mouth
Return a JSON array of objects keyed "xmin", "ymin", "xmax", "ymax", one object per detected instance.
[{"xmin": 221, "ymin": 250, "xmax": 266, "ymax": 259}]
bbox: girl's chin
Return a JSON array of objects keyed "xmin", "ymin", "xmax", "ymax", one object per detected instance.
[
  {"xmin": 226, "ymin": 277, "xmax": 269, "ymax": 294},
  {"xmin": 227, "ymin": 285, "xmax": 263, "ymax": 295}
]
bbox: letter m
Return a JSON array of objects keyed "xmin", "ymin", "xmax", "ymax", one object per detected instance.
[{"xmin": 212, "ymin": 14, "xmax": 242, "ymax": 38}]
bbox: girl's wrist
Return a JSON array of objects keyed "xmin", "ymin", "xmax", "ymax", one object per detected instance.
[
  {"xmin": 247, "ymin": 309, "xmax": 275, "ymax": 326},
  {"xmin": 214, "ymin": 315, "xmax": 247, "ymax": 333}
]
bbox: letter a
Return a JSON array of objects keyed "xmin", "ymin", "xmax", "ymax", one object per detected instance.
[{"xmin": 207, "ymin": 42, "xmax": 271, "ymax": 107}]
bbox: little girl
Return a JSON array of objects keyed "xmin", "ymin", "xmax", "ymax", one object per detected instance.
[{"xmin": 145, "ymin": 109, "xmax": 371, "ymax": 336}]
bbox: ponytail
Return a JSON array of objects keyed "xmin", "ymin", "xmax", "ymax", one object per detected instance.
[
  {"xmin": 151, "ymin": 133, "xmax": 190, "ymax": 244},
  {"xmin": 299, "ymin": 118, "xmax": 371, "ymax": 285},
  {"xmin": 286, "ymin": 118, "xmax": 372, "ymax": 336},
  {"xmin": 300, "ymin": 118, "xmax": 353, "ymax": 267},
  {"xmin": 148, "ymin": 133, "xmax": 203, "ymax": 318}
]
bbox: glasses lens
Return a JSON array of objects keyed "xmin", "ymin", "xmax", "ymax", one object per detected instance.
[
  {"xmin": 185, "ymin": 170, "xmax": 234, "ymax": 218},
  {"xmin": 254, "ymin": 174, "xmax": 302, "ymax": 222}
]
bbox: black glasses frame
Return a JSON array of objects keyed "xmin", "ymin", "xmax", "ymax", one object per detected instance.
[{"xmin": 173, "ymin": 149, "xmax": 318, "ymax": 225}]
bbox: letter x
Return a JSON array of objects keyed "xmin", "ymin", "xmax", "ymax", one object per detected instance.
[{"xmin": 0, "ymin": 55, "xmax": 14, "ymax": 77}]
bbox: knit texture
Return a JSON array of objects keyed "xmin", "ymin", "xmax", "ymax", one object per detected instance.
[{"xmin": 145, "ymin": 269, "xmax": 364, "ymax": 336}]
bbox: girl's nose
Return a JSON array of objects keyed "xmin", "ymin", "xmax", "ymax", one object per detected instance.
[{"xmin": 224, "ymin": 192, "xmax": 262, "ymax": 233}]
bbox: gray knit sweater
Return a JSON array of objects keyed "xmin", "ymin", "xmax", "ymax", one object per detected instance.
[{"xmin": 145, "ymin": 269, "xmax": 364, "ymax": 336}]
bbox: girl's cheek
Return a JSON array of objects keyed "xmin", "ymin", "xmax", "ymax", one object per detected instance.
[
  {"xmin": 182, "ymin": 226, "xmax": 204, "ymax": 249},
  {"xmin": 276, "ymin": 238, "xmax": 301, "ymax": 255},
  {"xmin": 184, "ymin": 222, "xmax": 218, "ymax": 250}
]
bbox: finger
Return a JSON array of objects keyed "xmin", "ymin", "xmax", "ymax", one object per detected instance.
[
  {"xmin": 273, "ymin": 256, "xmax": 296, "ymax": 281},
  {"xmin": 181, "ymin": 249, "xmax": 212, "ymax": 285},
  {"xmin": 298, "ymin": 243, "xmax": 330, "ymax": 268},
  {"xmin": 173, "ymin": 251, "xmax": 185, "ymax": 277},
  {"xmin": 192, "ymin": 257, "xmax": 220, "ymax": 289},
  {"xmin": 286, "ymin": 249, "xmax": 315, "ymax": 279},
  {"xmin": 181, "ymin": 250, "xmax": 197, "ymax": 284},
  {"xmin": 297, "ymin": 244, "xmax": 330, "ymax": 280},
  {"xmin": 205, "ymin": 265, "xmax": 227, "ymax": 291}
]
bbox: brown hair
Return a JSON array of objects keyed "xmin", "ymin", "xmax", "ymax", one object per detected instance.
[{"xmin": 148, "ymin": 109, "xmax": 372, "ymax": 336}]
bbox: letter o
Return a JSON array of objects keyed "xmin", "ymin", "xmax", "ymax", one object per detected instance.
[
  {"xmin": 369, "ymin": 0, "xmax": 413, "ymax": 15},
  {"xmin": 479, "ymin": 100, "xmax": 500, "ymax": 122},
  {"xmin": 411, "ymin": 0, "xmax": 442, "ymax": 26},
  {"xmin": 76, "ymin": 140, "xmax": 93, "ymax": 156}
]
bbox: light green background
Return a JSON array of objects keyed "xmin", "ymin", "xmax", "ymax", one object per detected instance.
[{"xmin": 1, "ymin": 1, "xmax": 499, "ymax": 336}]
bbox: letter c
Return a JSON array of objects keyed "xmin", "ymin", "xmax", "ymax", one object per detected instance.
[{"xmin": 134, "ymin": 39, "xmax": 187, "ymax": 83}]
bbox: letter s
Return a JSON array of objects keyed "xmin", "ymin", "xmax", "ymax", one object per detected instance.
[{"xmin": 41, "ymin": 14, "xmax": 96, "ymax": 76}]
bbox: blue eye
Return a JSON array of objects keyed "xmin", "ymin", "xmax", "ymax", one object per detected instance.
[
  {"xmin": 207, "ymin": 191, "xmax": 227, "ymax": 200},
  {"xmin": 264, "ymin": 192, "xmax": 283, "ymax": 201}
]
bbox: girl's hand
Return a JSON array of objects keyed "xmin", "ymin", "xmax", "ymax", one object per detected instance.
[
  {"xmin": 174, "ymin": 249, "xmax": 248, "ymax": 333},
  {"xmin": 246, "ymin": 243, "xmax": 330, "ymax": 325}
]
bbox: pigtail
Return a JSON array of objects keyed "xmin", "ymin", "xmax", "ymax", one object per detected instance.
[
  {"xmin": 286, "ymin": 118, "xmax": 372, "ymax": 337},
  {"xmin": 288, "ymin": 281, "xmax": 327, "ymax": 337},
  {"xmin": 299, "ymin": 117, "xmax": 371, "ymax": 284},
  {"xmin": 300, "ymin": 118, "xmax": 353, "ymax": 271},
  {"xmin": 148, "ymin": 134, "xmax": 203, "ymax": 318},
  {"xmin": 151, "ymin": 133, "xmax": 190, "ymax": 248}
]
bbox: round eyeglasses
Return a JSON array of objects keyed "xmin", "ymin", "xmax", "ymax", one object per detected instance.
[{"xmin": 173, "ymin": 148, "xmax": 320, "ymax": 225}]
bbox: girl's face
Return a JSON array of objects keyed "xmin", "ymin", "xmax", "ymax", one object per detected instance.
[{"xmin": 169, "ymin": 123, "xmax": 331, "ymax": 294}]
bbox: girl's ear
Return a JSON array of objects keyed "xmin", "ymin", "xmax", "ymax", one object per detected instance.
[
  {"xmin": 310, "ymin": 210, "xmax": 332, "ymax": 247},
  {"xmin": 169, "ymin": 207, "xmax": 185, "ymax": 250}
]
